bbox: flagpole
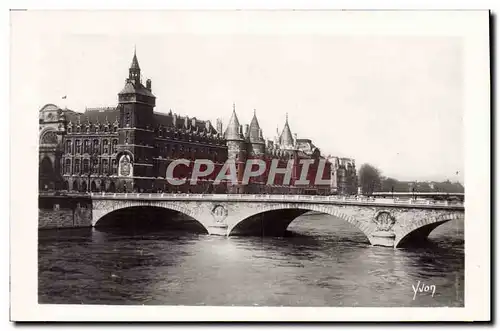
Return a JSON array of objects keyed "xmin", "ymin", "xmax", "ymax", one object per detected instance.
[{"xmin": 62, "ymin": 95, "xmax": 67, "ymax": 110}]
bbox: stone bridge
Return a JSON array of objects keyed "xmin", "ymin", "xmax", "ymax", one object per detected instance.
[{"xmin": 90, "ymin": 193, "xmax": 465, "ymax": 248}]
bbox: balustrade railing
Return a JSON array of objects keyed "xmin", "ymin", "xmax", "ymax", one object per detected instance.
[{"xmin": 87, "ymin": 192, "xmax": 463, "ymax": 208}]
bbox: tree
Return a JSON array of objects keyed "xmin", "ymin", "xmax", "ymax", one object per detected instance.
[
  {"xmin": 380, "ymin": 176, "xmax": 399, "ymax": 192},
  {"xmin": 358, "ymin": 163, "xmax": 382, "ymax": 195}
]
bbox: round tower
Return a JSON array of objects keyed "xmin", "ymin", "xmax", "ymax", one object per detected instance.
[
  {"xmin": 247, "ymin": 110, "xmax": 266, "ymax": 193},
  {"xmin": 248, "ymin": 109, "xmax": 266, "ymax": 157},
  {"xmin": 224, "ymin": 103, "xmax": 247, "ymax": 193}
]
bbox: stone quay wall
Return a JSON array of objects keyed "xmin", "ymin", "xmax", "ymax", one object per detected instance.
[{"xmin": 39, "ymin": 194, "xmax": 92, "ymax": 229}]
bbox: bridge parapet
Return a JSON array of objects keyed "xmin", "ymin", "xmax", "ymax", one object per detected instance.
[
  {"xmin": 89, "ymin": 192, "xmax": 464, "ymax": 248},
  {"xmin": 90, "ymin": 192, "xmax": 464, "ymax": 210}
]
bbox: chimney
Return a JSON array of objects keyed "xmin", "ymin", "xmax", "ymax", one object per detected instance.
[
  {"xmin": 146, "ymin": 79, "xmax": 152, "ymax": 91},
  {"xmin": 244, "ymin": 124, "xmax": 250, "ymax": 138},
  {"xmin": 216, "ymin": 118, "xmax": 223, "ymax": 134}
]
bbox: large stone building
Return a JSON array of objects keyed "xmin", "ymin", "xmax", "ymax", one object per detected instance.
[{"xmin": 38, "ymin": 51, "xmax": 357, "ymax": 195}]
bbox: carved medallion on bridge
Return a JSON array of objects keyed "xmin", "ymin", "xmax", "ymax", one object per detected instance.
[
  {"xmin": 211, "ymin": 204, "xmax": 228, "ymax": 224},
  {"xmin": 373, "ymin": 210, "xmax": 396, "ymax": 231}
]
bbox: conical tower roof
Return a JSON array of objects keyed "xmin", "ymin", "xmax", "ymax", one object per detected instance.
[
  {"xmin": 280, "ymin": 113, "xmax": 294, "ymax": 147},
  {"xmin": 248, "ymin": 109, "xmax": 264, "ymax": 144},
  {"xmin": 224, "ymin": 104, "xmax": 243, "ymax": 141}
]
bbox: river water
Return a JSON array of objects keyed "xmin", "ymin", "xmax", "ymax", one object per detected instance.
[{"xmin": 38, "ymin": 213, "xmax": 464, "ymax": 307}]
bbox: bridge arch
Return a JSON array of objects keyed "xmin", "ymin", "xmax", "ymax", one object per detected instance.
[
  {"xmin": 92, "ymin": 199, "xmax": 210, "ymax": 233},
  {"xmin": 227, "ymin": 203, "xmax": 378, "ymax": 244},
  {"xmin": 394, "ymin": 213, "xmax": 463, "ymax": 248}
]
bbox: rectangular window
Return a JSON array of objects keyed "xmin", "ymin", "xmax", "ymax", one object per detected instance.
[
  {"xmin": 93, "ymin": 139, "xmax": 99, "ymax": 154},
  {"xmin": 93, "ymin": 158, "xmax": 99, "ymax": 174},
  {"xmin": 103, "ymin": 140, "xmax": 109, "ymax": 154},
  {"xmin": 75, "ymin": 140, "xmax": 81, "ymax": 154},
  {"xmin": 65, "ymin": 159, "xmax": 71, "ymax": 174},
  {"xmin": 74, "ymin": 159, "xmax": 80, "ymax": 174},
  {"xmin": 83, "ymin": 159, "xmax": 89, "ymax": 173},
  {"xmin": 102, "ymin": 159, "xmax": 109, "ymax": 174}
]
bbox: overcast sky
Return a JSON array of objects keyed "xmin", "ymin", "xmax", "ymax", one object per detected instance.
[{"xmin": 12, "ymin": 11, "xmax": 464, "ymax": 183}]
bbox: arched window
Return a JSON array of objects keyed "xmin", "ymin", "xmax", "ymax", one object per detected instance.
[
  {"xmin": 67, "ymin": 127, "xmax": 72, "ymax": 134},
  {"xmin": 65, "ymin": 159, "xmax": 71, "ymax": 174},
  {"xmin": 112, "ymin": 139, "xmax": 118, "ymax": 153},
  {"xmin": 112, "ymin": 159, "xmax": 117, "ymax": 174},
  {"xmin": 66, "ymin": 140, "xmax": 72, "ymax": 154}
]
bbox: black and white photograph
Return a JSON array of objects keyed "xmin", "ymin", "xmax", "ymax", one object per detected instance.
[{"xmin": 10, "ymin": 9, "xmax": 490, "ymax": 322}]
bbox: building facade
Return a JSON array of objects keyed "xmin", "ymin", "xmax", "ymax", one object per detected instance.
[{"xmin": 38, "ymin": 51, "xmax": 357, "ymax": 195}]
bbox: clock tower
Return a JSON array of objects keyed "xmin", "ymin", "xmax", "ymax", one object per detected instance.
[{"xmin": 116, "ymin": 49, "xmax": 156, "ymax": 192}]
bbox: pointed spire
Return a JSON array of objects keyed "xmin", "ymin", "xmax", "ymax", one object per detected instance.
[
  {"xmin": 224, "ymin": 103, "xmax": 243, "ymax": 140},
  {"xmin": 280, "ymin": 114, "xmax": 294, "ymax": 147},
  {"xmin": 130, "ymin": 47, "xmax": 140, "ymax": 70},
  {"xmin": 249, "ymin": 108, "xmax": 264, "ymax": 144}
]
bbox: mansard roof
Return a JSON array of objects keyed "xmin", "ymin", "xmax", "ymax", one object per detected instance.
[
  {"xmin": 119, "ymin": 81, "xmax": 155, "ymax": 98},
  {"xmin": 153, "ymin": 111, "xmax": 218, "ymax": 134},
  {"xmin": 63, "ymin": 107, "xmax": 119, "ymax": 125}
]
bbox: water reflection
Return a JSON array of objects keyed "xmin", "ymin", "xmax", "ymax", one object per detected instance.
[{"xmin": 38, "ymin": 214, "xmax": 464, "ymax": 307}]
